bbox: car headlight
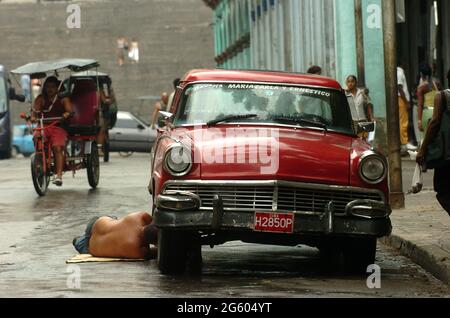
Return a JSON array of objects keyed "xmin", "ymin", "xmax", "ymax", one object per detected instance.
[
  {"xmin": 358, "ymin": 154, "xmax": 387, "ymax": 184},
  {"xmin": 163, "ymin": 143, "xmax": 192, "ymax": 177}
]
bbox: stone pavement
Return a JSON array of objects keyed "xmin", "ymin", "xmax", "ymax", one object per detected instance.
[{"xmin": 381, "ymin": 190, "xmax": 450, "ymax": 285}]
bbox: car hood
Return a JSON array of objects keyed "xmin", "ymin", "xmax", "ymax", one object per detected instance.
[{"xmin": 178, "ymin": 126, "xmax": 353, "ymax": 186}]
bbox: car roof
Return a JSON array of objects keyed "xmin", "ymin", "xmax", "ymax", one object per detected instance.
[{"xmin": 181, "ymin": 69, "xmax": 342, "ymax": 90}]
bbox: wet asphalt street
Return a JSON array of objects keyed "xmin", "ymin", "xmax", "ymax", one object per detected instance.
[{"xmin": 0, "ymin": 154, "xmax": 449, "ymax": 298}]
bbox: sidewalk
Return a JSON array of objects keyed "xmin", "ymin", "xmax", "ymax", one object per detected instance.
[{"xmin": 381, "ymin": 190, "xmax": 450, "ymax": 285}]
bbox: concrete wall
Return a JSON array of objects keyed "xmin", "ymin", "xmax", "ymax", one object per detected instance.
[{"xmin": 0, "ymin": 0, "xmax": 215, "ymax": 124}]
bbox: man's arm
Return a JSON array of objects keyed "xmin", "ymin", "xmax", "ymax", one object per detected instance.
[
  {"xmin": 417, "ymin": 93, "xmax": 444, "ymax": 164},
  {"xmin": 151, "ymin": 102, "xmax": 162, "ymax": 129},
  {"xmin": 31, "ymin": 96, "xmax": 42, "ymax": 122},
  {"xmin": 62, "ymin": 97, "xmax": 73, "ymax": 119}
]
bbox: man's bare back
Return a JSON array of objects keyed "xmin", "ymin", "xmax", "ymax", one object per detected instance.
[{"xmin": 73, "ymin": 212, "xmax": 158, "ymax": 259}]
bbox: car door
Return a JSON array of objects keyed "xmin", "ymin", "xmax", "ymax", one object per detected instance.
[{"xmin": 109, "ymin": 112, "xmax": 153, "ymax": 152}]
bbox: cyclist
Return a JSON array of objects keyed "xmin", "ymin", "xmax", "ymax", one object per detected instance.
[{"xmin": 31, "ymin": 76, "xmax": 73, "ymax": 186}]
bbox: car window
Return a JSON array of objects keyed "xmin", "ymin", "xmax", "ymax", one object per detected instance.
[
  {"xmin": 174, "ymin": 83, "xmax": 354, "ymax": 134},
  {"xmin": 116, "ymin": 118, "xmax": 140, "ymax": 129},
  {"xmin": 0, "ymin": 77, "xmax": 7, "ymax": 113}
]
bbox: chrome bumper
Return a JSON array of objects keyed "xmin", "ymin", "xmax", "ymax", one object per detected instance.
[{"xmin": 154, "ymin": 182, "xmax": 392, "ymax": 237}]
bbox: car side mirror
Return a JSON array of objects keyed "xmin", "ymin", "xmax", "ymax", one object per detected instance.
[
  {"xmin": 137, "ymin": 124, "xmax": 145, "ymax": 130},
  {"xmin": 158, "ymin": 111, "xmax": 173, "ymax": 128},
  {"xmin": 9, "ymin": 87, "xmax": 26, "ymax": 102},
  {"xmin": 357, "ymin": 122, "xmax": 375, "ymax": 134}
]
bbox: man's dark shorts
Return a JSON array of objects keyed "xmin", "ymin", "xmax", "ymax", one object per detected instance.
[{"xmin": 72, "ymin": 216, "xmax": 117, "ymax": 254}]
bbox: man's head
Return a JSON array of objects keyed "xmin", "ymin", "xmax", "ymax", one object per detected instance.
[
  {"xmin": 161, "ymin": 92, "xmax": 169, "ymax": 105},
  {"xmin": 307, "ymin": 65, "xmax": 322, "ymax": 75},
  {"xmin": 173, "ymin": 78, "xmax": 181, "ymax": 90},
  {"xmin": 419, "ymin": 63, "xmax": 432, "ymax": 79},
  {"xmin": 42, "ymin": 76, "xmax": 60, "ymax": 101}
]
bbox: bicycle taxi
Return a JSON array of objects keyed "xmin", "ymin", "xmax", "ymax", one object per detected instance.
[
  {"xmin": 71, "ymin": 70, "xmax": 116, "ymax": 162},
  {"xmin": 11, "ymin": 59, "xmax": 102, "ymax": 196}
]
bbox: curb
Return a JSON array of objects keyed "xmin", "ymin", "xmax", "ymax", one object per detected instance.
[{"xmin": 380, "ymin": 234, "xmax": 450, "ymax": 285}]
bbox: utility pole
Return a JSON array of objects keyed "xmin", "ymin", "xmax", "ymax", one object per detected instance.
[
  {"xmin": 355, "ymin": 0, "xmax": 366, "ymax": 87},
  {"xmin": 382, "ymin": 0, "xmax": 405, "ymax": 209}
]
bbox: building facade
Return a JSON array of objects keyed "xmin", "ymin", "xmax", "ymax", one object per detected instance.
[{"xmin": 203, "ymin": 0, "xmax": 450, "ymax": 151}]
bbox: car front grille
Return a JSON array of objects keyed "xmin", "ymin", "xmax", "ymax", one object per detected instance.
[{"xmin": 163, "ymin": 182, "xmax": 384, "ymax": 215}]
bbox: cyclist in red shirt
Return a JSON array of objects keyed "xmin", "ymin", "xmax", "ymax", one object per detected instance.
[{"xmin": 31, "ymin": 76, "xmax": 73, "ymax": 186}]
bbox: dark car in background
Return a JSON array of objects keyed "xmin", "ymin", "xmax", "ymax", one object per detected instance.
[
  {"xmin": 0, "ymin": 65, "xmax": 24, "ymax": 159},
  {"xmin": 109, "ymin": 111, "xmax": 156, "ymax": 153}
]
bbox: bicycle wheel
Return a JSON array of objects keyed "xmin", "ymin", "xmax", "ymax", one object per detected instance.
[
  {"xmin": 31, "ymin": 153, "xmax": 49, "ymax": 196},
  {"xmin": 87, "ymin": 142, "xmax": 100, "ymax": 189}
]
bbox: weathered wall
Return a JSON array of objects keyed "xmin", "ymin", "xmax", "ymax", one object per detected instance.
[{"xmin": 0, "ymin": 0, "xmax": 215, "ymax": 123}]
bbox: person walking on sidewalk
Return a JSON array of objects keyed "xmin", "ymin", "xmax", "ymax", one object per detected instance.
[
  {"xmin": 398, "ymin": 65, "xmax": 417, "ymax": 153},
  {"xmin": 416, "ymin": 69, "xmax": 450, "ymax": 216}
]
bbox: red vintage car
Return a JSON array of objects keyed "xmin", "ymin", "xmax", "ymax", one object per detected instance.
[{"xmin": 149, "ymin": 69, "xmax": 391, "ymax": 275}]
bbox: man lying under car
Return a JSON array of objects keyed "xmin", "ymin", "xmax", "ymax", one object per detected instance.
[{"xmin": 73, "ymin": 212, "xmax": 158, "ymax": 259}]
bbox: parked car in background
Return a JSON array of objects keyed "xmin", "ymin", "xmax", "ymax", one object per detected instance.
[
  {"xmin": 150, "ymin": 69, "xmax": 391, "ymax": 275},
  {"xmin": 12, "ymin": 125, "xmax": 34, "ymax": 157},
  {"xmin": 109, "ymin": 111, "xmax": 156, "ymax": 153}
]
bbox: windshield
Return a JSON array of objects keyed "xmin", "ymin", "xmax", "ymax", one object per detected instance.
[
  {"xmin": 0, "ymin": 77, "xmax": 7, "ymax": 113},
  {"xmin": 174, "ymin": 83, "xmax": 354, "ymax": 134}
]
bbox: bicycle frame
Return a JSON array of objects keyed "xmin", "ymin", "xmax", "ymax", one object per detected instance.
[{"xmin": 30, "ymin": 114, "xmax": 63, "ymax": 176}]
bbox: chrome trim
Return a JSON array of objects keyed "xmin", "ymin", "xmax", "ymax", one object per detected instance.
[
  {"xmin": 163, "ymin": 143, "xmax": 193, "ymax": 177},
  {"xmin": 161, "ymin": 180, "xmax": 387, "ymax": 216},
  {"xmin": 358, "ymin": 152, "xmax": 388, "ymax": 185},
  {"xmin": 185, "ymin": 80, "xmax": 343, "ymax": 92},
  {"xmin": 346, "ymin": 199, "xmax": 392, "ymax": 219},
  {"xmin": 156, "ymin": 191, "xmax": 201, "ymax": 211}
]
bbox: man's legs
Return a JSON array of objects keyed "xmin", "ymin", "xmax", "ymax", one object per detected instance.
[{"xmin": 399, "ymin": 97, "xmax": 409, "ymax": 149}]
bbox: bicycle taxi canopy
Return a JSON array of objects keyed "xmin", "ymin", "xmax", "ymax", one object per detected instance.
[{"xmin": 11, "ymin": 59, "xmax": 100, "ymax": 78}]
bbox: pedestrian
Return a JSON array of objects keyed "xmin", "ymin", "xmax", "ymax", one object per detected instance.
[
  {"xmin": 151, "ymin": 92, "xmax": 169, "ymax": 129},
  {"xmin": 128, "ymin": 38, "xmax": 140, "ymax": 64},
  {"xmin": 306, "ymin": 65, "xmax": 322, "ymax": 75},
  {"xmin": 73, "ymin": 212, "xmax": 158, "ymax": 259},
  {"xmin": 31, "ymin": 78, "xmax": 41, "ymax": 103},
  {"xmin": 398, "ymin": 65, "xmax": 417, "ymax": 153},
  {"xmin": 117, "ymin": 36, "xmax": 128, "ymax": 66},
  {"xmin": 416, "ymin": 63, "xmax": 442, "ymax": 140},
  {"xmin": 416, "ymin": 69, "xmax": 450, "ymax": 216},
  {"xmin": 345, "ymin": 75, "xmax": 374, "ymax": 122},
  {"xmin": 20, "ymin": 75, "xmax": 31, "ymax": 103},
  {"xmin": 167, "ymin": 78, "xmax": 181, "ymax": 112}
]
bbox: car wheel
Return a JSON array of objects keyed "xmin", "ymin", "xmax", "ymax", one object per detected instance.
[
  {"xmin": 157, "ymin": 229, "xmax": 190, "ymax": 275},
  {"xmin": 0, "ymin": 149, "xmax": 11, "ymax": 160},
  {"xmin": 342, "ymin": 238, "xmax": 377, "ymax": 274}
]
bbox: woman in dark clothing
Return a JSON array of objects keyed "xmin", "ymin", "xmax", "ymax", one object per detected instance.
[{"xmin": 417, "ymin": 70, "xmax": 450, "ymax": 216}]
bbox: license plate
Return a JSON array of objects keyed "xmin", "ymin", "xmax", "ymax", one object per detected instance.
[{"xmin": 254, "ymin": 212, "xmax": 294, "ymax": 234}]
